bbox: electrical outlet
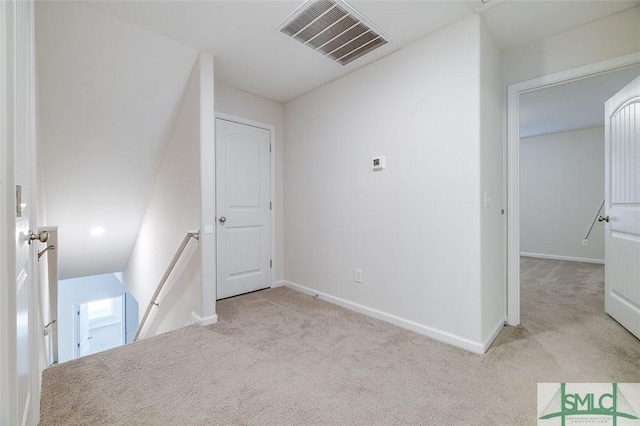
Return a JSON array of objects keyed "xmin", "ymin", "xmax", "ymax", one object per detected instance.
[
  {"xmin": 355, "ymin": 269, "xmax": 363, "ymax": 283},
  {"xmin": 582, "ymin": 239, "xmax": 589, "ymax": 247}
]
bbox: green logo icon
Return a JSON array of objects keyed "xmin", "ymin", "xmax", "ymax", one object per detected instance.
[{"xmin": 539, "ymin": 383, "xmax": 639, "ymax": 425}]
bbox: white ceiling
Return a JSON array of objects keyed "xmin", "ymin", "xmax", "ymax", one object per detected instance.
[
  {"xmin": 88, "ymin": 0, "xmax": 640, "ymax": 103},
  {"xmin": 35, "ymin": 1, "xmax": 640, "ymax": 280},
  {"xmin": 520, "ymin": 65, "xmax": 640, "ymax": 138}
]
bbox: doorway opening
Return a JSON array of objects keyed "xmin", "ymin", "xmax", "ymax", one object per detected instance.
[
  {"xmin": 58, "ymin": 273, "xmax": 138, "ymax": 363},
  {"xmin": 75, "ymin": 294, "xmax": 126, "ymax": 358},
  {"xmin": 506, "ymin": 53, "xmax": 640, "ymax": 326}
]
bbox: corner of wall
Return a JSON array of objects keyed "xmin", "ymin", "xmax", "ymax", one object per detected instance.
[
  {"xmin": 479, "ymin": 15, "xmax": 506, "ymax": 343},
  {"xmin": 197, "ymin": 52, "xmax": 216, "ymax": 320},
  {"xmin": 283, "ymin": 13, "xmax": 490, "ymax": 348},
  {"xmin": 122, "ymin": 53, "xmax": 205, "ymax": 340}
]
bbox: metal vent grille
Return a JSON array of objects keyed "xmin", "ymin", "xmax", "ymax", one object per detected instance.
[{"xmin": 278, "ymin": 0, "xmax": 389, "ymax": 66}]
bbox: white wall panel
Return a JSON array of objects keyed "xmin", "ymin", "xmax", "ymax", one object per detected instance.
[
  {"xmin": 479, "ymin": 17, "xmax": 506, "ymax": 343},
  {"xmin": 503, "ymin": 6, "xmax": 640, "ymax": 86},
  {"xmin": 284, "ymin": 16, "xmax": 492, "ymax": 347},
  {"xmin": 123, "ymin": 54, "xmax": 204, "ymax": 338},
  {"xmin": 520, "ymin": 128, "xmax": 605, "ymax": 262}
]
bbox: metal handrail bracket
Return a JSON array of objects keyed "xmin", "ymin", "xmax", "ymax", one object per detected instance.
[{"xmin": 133, "ymin": 230, "xmax": 200, "ymax": 341}]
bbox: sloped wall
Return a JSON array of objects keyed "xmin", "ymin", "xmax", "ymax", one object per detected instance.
[{"xmin": 123, "ymin": 53, "xmax": 214, "ymax": 338}]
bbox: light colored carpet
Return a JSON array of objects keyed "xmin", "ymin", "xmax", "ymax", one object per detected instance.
[{"xmin": 40, "ymin": 258, "xmax": 640, "ymax": 425}]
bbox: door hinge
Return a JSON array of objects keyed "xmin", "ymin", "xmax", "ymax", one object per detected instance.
[
  {"xmin": 270, "ymin": 144, "xmax": 272, "ymax": 153},
  {"xmin": 270, "ymin": 259, "xmax": 272, "ymax": 268},
  {"xmin": 77, "ymin": 343, "xmax": 80, "ymax": 348},
  {"xmin": 270, "ymin": 201, "xmax": 272, "ymax": 210}
]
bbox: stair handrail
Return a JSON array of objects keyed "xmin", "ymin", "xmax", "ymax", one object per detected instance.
[
  {"xmin": 584, "ymin": 200, "xmax": 605, "ymax": 240},
  {"xmin": 133, "ymin": 230, "xmax": 200, "ymax": 341}
]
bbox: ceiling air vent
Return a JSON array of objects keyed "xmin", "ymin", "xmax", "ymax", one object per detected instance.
[{"xmin": 277, "ymin": 0, "xmax": 390, "ymax": 66}]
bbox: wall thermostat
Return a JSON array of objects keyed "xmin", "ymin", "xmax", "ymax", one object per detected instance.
[{"xmin": 372, "ymin": 156, "xmax": 385, "ymax": 171}]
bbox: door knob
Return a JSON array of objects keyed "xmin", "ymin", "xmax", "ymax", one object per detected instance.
[
  {"xmin": 598, "ymin": 215, "xmax": 610, "ymax": 223},
  {"xmin": 29, "ymin": 230, "xmax": 49, "ymax": 244},
  {"xmin": 219, "ymin": 216, "xmax": 227, "ymax": 223}
]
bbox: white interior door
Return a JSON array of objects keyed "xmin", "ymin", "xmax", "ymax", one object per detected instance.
[
  {"xmin": 15, "ymin": 172, "xmax": 33, "ymax": 426},
  {"xmin": 13, "ymin": 0, "xmax": 37, "ymax": 422},
  {"xmin": 604, "ymin": 75, "xmax": 640, "ymax": 340},
  {"xmin": 216, "ymin": 118, "xmax": 271, "ymax": 299},
  {"xmin": 1, "ymin": 1, "xmax": 39, "ymax": 423}
]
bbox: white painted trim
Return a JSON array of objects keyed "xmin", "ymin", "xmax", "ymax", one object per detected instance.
[
  {"xmin": 38, "ymin": 226, "xmax": 58, "ymax": 365},
  {"xmin": 271, "ymin": 280, "xmax": 286, "ymax": 288},
  {"xmin": 214, "ymin": 112, "xmax": 277, "ymax": 290},
  {"xmin": 506, "ymin": 52, "xmax": 640, "ymax": 326},
  {"xmin": 483, "ymin": 318, "xmax": 506, "ymax": 353},
  {"xmin": 0, "ymin": 0, "xmax": 12, "ymax": 420},
  {"xmin": 216, "ymin": 112, "xmax": 276, "ymax": 135},
  {"xmin": 199, "ymin": 52, "xmax": 217, "ymax": 322},
  {"xmin": 190, "ymin": 311, "xmax": 219, "ymax": 326},
  {"xmin": 520, "ymin": 252, "xmax": 605, "ymax": 265},
  {"xmin": 21, "ymin": 1, "xmax": 42, "ymax": 422},
  {"xmin": 21, "ymin": 392, "xmax": 31, "ymax": 426},
  {"xmin": 283, "ymin": 281, "xmax": 489, "ymax": 354}
]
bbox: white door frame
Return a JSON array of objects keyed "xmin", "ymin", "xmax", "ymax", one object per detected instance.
[
  {"xmin": 506, "ymin": 52, "xmax": 640, "ymax": 326},
  {"xmin": 214, "ymin": 112, "xmax": 277, "ymax": 290}
]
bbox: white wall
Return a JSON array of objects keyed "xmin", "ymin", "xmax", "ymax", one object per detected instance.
[
  {"xmin": 57, "ymin": 273, "xmax": 138, "ymax": 363},
  {"xmin": 123, "ymin": 53, "xmax": 210, "ymax": 338},
  {"xmin": 36, "ymin": 76, "xmax": 54, "ymax": 369},
  {"xmin": 35, "ymin": 2, "xmax": 200, "ymax": 280},
  {"xmin": 520, "ymin": 127, "xmax": 605, "ymax": 262},
  {"xmin": 503, "ymin": 5, "xmax": 639, "ymax": 326},
  {"xmin": 214, "ymin": 83, "xmax": 285, "ymax": 283},
  {"xmin": 142, "ymin": 243, "xmax": 202, "ymax": 337},
  {"xmin": 479, "ymin": 18, "xmax": 505, "ymax": 343},
  {"xmin": 284, "ymin": 15, "xmax": 502, "ymax": 352},
  {"xmin": 503, "ymin": 6, "xmax": 640, "ymax": 85}
]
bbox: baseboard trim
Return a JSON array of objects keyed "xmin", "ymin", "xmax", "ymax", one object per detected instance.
[
  {"xmin": 271, "ymin": 280, "xmax": 286, "ymax": 288},
  {"xmin": 191, "ymin": 312, "xmax": 218, "ymax": 326},
  {"xmin": 283, "ymin": 280, "xmax": 487, "ymax": 354},
  {"xmin": 483, "ymin": 317, "xmax": 506, "ymax": 352},
  {"xmin": 520, "ymin": 252, "xmax": 604, "ymax": 264}
]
